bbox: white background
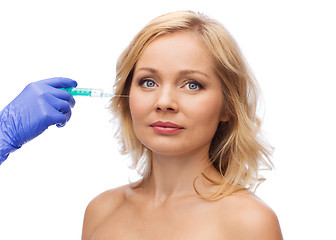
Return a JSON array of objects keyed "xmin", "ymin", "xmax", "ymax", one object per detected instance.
[{"xmin": 0, "ymin": 0, "xmax": 335, "ymax": 239}]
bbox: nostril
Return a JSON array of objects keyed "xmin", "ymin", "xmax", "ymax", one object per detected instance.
[
  {"xmin": 155, "ymin": 106, "xmax": 176, "ymax": 112},
  {"xmin": 154, "ymin": 96, "xmax": 178, "ymax": 112}
]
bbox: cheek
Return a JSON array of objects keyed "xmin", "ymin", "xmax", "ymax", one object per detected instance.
[
  {"xmin": 129, "ymin": 97, "xmax": 143, "ymax": 124},
  {"xmin": 129, "ymin": 92, "xmax": 153, "ymax": 126},
  {"xmin": 129, "ymin": 86, "xmax": 141, "ymax": 119},
  {"xmin": 189, "ymin": 96, "xmax": 224, "ymax": 125},
  {"xmin": 129, "ymin": 97, "xmax": 144, "ymax": 144}
]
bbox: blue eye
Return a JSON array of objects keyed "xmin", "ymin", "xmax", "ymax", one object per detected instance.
[
  {"xmin": 186, "ymin": 81, "xmax": 203, "ymax": 91},
  {"xmin": 139, "ymin": 79, "xmax": 156, "ymax": 88},
  {"xmin": 188, "ymin": 82, "xmax": 198, "ymax": 90},
  {"xmin": 145, "ymin": 80, "xmax": 155, "ymax": 87}
]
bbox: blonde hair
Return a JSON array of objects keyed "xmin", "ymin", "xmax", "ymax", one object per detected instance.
[{"xmin": 110, "ymin": 11, "xmax": 273, "ymax": 200}]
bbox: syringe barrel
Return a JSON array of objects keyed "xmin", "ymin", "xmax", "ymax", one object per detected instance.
[
  {"xmin": 61, "ymin": 87, "xmax": 114, "ymax": 97},
  {"xmin": 90, "ymin": 89, "xmax": 104, "ymax": 97}
]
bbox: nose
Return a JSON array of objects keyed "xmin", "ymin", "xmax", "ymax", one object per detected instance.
[{"xmin": 154, "ymin": 86, "xmax": 178, "ymax": 113}]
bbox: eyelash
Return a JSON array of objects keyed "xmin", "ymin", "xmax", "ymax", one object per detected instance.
[
  {"xmin": 184, "ymin": 80, "xmax": 204, "ymax": 91},
  {"xmin": 138, "ymin": 78, "xmax": 156, "ymax": 88},
  {"xmin": 138, "ymin": 78, "xmax": 204, "ymax": 91}
]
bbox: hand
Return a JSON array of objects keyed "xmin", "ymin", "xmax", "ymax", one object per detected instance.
[{"xmin": 0, "ymin": 77, "xmax": 77, "ymax": 164}]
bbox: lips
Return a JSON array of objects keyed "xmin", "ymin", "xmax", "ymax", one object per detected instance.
[{"xmin": 150, "ymin": 121, "xmax": 184, "ymax": 135}]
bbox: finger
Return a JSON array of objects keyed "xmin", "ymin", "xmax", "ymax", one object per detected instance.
[
  {"xmin": 43, "ymin": 93, "xmax": 73, "ymax": 122},
  {"xmin": 38, "ymin": 77, "xmax": 78, "ymax": 89},
  {"xmin": 49, "ymin": 87, "xmax": 76, "ymax": 108},
  {"xmin": 41, "ymin": 104, "xmax": 67, "ymax": 127},
  {"xmin": 56, "ymin": 122, "xmax": 66, "ymax": 128}
]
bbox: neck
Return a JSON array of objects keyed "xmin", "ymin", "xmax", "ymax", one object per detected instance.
[{"xmin": 144, "ymin": 149, "xmax": 221, "ymax": 205}]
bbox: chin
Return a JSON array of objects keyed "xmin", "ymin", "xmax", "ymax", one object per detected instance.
[{"xmin": 143, "ymin": 143, "xmax": 186, "ymax": 157}]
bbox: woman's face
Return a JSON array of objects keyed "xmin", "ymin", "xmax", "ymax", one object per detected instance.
[{"xmin": 129, "ymin": 31, "xmax": 228, "ymax": 158}]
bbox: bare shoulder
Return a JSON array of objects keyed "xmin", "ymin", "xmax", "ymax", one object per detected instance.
[
  {"xmin": 85, "ymin": 184, "xmax": 129, "ymax": 213},
  {"xmin": 216, "ymin": 190, "xmax": 283, "ymax": 240},
  {"xmin": 81, "ymin": 184, "xmax": 131, "ymax": 240}
]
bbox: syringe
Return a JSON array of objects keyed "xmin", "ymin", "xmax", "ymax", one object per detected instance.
[{"xmin": 61, "ymin": 88, "xmax": 126, "ymax": 98}]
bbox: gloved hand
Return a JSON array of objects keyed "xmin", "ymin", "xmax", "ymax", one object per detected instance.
[{"xmin": 0, "ymin": 77, "xmax": 77, "ymax": 164}]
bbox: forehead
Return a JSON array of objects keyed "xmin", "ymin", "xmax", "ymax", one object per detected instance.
[{"xmin": 135, "ymin": 31, "xmax": 214, "ymax": 73}]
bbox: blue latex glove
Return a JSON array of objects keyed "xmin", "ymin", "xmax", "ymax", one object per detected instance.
[{"xmin": 0, "ymin": 77, "xmax": 77, "ymax": 164}]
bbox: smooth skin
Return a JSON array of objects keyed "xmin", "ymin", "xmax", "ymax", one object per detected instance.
[{"xmin": 82, "ymin": 31, "xmax": 283, "ymax": 240}]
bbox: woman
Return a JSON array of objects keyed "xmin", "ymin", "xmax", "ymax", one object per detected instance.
[{"xmin": 82, "ymin": 11, "xmax": 282, "ymax": 239}]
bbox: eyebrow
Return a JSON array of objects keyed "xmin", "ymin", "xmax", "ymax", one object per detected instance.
[{"xmin": 135, "ymin": 67, "xmax": 210, "ymax": 78}]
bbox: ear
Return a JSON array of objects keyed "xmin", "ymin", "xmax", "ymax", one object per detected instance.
[{"xmin": 220, "ymin": 111, "xmax": 229, "ymax": 122}]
